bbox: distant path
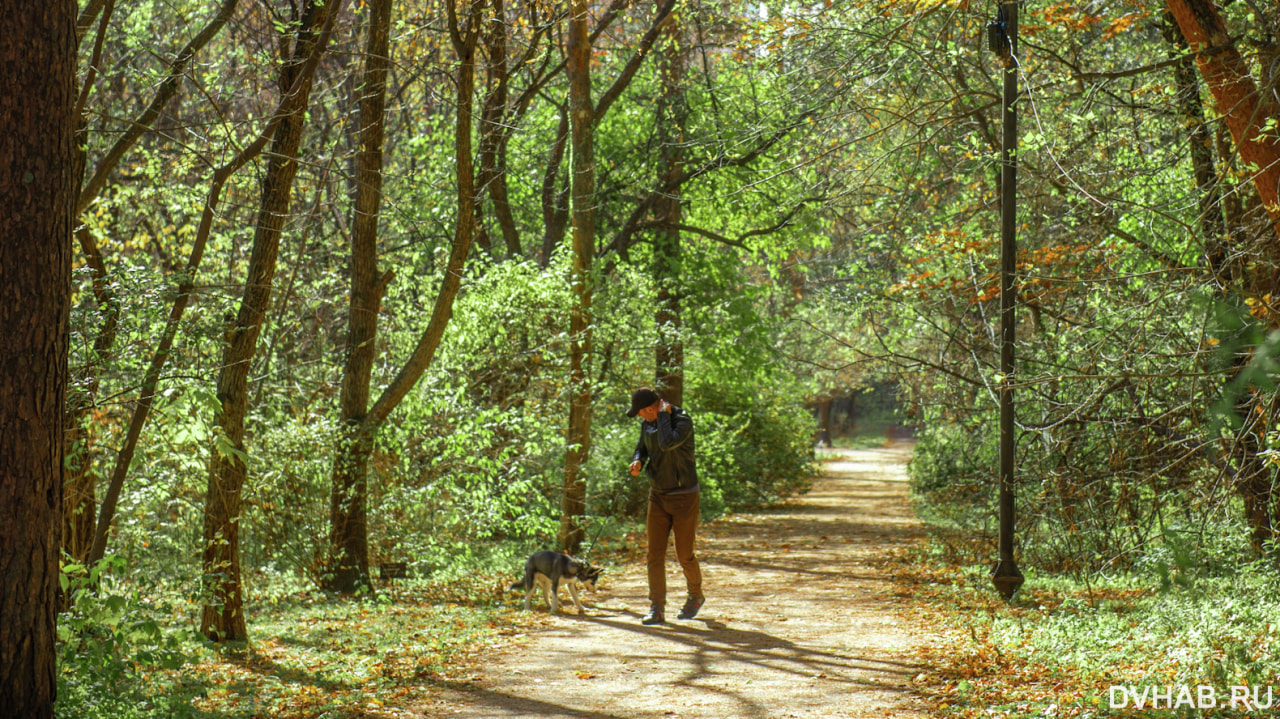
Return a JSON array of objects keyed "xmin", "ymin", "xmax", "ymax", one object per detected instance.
[{"xmin": 417, "ymin": 445, "xmax": 928, "ymax": 718}]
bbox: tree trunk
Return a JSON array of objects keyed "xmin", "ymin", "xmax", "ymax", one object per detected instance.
[
  {"xmin": 478, "ymin": 0, "xmax": 521, "ymax": 256},
  {"xmin": 202, "ymin": 0, "xmax": 342, "ymax": 641},
  {"xmin": 1166, "ymin": 0, "xmax": 1280, "ymax": 239},
  {"xmin": 0, "ymin": 3, "xmax": 76, "ymax": 715},
  {"xmin": 1162, "ymin": 14, "xmax": 1226, "ymax": 278},
  {"xmin": 68, "ymin": 0, "xmax": 239, "ymax": 566},
  {"xmin": 1166, "ymin": 0, "xmax": 1280, "ymax": 553},
  {"xmin": 326, "ymin": 0, "xmax": 395, "ymax": 594},
  {"xmin": 540, "ymin": 104, "xmax": 571, "ymax": 267},
  {"xmin": 559, "ymin": 0, "xmax": 595, "ymax": 554},
  {"xmin": 324, "ymin": 0, "xmax": 485, "ymax": 590},
  {"xmin": 62, "ymin": 17, "xmax": 121, "ymax": 558},
  {"xmin": 816, "ymin": 399, "xmax": 833, "ymax": 448},
  {"xmin": 654, "ymin": 6, "xmax": 686, "ymax": 406},
  {"xmin": 62, "ymin": 401, "xmax": 97, "ymax": 563}
]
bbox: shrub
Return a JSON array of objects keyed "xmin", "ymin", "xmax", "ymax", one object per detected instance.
[
  {"xmin": 56, "ymin": 557, "xmax": 202, "ymax": 719},
  {"xmin": 693, "ymin": 390, "xmax": 816, "ymax": 515}
]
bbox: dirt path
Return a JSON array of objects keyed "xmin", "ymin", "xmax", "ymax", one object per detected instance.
[{"xmin": 419, "ymin": 445, "xmax": 928, "ymax": 718}]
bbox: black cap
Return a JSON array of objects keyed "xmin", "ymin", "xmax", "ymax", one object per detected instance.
[{"xmin": 626, "ymin": 387, "xmax": 660, "ymax": 417}]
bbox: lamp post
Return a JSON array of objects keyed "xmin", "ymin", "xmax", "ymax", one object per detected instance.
[{"xmin": 990, "ymin": 0, "xmax": 1024, "ymax": 601}]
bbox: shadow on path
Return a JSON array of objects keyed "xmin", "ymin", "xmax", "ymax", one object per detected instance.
[{"xmin": 419, "ymin": 445, "xmax": 928, "ymax": 719}]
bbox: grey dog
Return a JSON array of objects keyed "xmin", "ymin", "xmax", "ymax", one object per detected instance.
[{"xmin": 510, "ymin": 550, "xmax": 602, "ymax": 613}]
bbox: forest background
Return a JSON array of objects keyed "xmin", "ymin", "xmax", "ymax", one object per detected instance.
[{"xmin": 6, "ymin": 0, "xmax": 1280, "ymax": 716}]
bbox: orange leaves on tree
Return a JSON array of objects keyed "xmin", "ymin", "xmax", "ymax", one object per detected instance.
[
  {"xmin": 1034, "ymin": 2, "xmax": 1104, "ymax": 32},
  {"xmin": 889, "ymin": 230, "xmax": 1116, "ymax": 311},
  {"xmin": 1102, "ymin": 12, "xmax": 1150, "ymax": 40}
]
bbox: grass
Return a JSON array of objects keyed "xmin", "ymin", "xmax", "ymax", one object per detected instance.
[
  {"xmin": 56, "ymin": 528, "xmax": 646, "ymax": 719},
  {"xmin": 56, "ymin": 571, "xmax": 531, "ymax": 719},
  {"xmin": 826, "ymin": 420, "xmax": 915, "ymax": 451},
  {"xmin": 188, "ymin": 574, "xmax": 518, "ymax": 718},
  {"xmin": 887, "ymin": 538, "xmax": 1280, "ymax": 718}
]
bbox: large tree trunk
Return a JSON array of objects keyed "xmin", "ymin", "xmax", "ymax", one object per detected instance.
[
  {"xmin": 654, "ymin": 6, "xmax": 686, "ymax": 405},
  {"xmin": 0, "ymin": 3, "xmax": 76, "ymax": 715},
  {"xmin": 326, "ymin": 0, "xmax": 395, "ymax": 594},
  {"xmin": 324, "ymin": 0, "xmax": 484, "ymax": 590},
  {"xmin": 202, "ymin": 0, "xmax": 342, "ymax": 641},
  {"xmin": 1166, "ymin": 0, "xmax": 1280, "ymax": 238},
  {"xmin": 559, "ymin": 0, "xmax": 596, "ymax": 554}
]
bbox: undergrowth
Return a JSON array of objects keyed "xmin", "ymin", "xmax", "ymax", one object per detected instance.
[
  {"xmin": 55, "ymin": 533, "xmax": 642, "ymax": 719},
  {"xmin": 889, "ymin": 539, "xmax": 1280, "ymax": 718}
]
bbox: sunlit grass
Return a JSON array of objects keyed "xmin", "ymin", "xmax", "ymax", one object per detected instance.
[
  {"xmin": 889, "ymin": 541, "xmax": 1280, "ymax": 718},
  {"xmin": 187, "ymin": 577, "xmax": 517, "ymax": 718}
]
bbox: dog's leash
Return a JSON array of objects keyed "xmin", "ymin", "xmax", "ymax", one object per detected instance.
[{"xmin": 577, "ymin": 481, "xmax": 625, "ymax": 562}]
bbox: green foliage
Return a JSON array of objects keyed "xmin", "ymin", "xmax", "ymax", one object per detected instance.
[
  {"xmin": 901, "ymin": 538, "xmax": 1280, "ymax": 718},
  {"xmin": 907, "ymin": 419, "xmax": 996, "ymax": 534},
  {"xmin": 56, "ymin": 558, "xmax": 202, "ymax": 719},
  {"xmin": 584, "ymin": 421, "xmax": 653, "ymax": 520},
  {"xmin": 242, "ymin": 411, "xmax": 339, "ymax": 579},
  {"xmin": 692, "ymin": 387, "xmax": 817, "ymax": 514}
]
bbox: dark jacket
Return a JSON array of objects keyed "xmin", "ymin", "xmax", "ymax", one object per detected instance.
[{"xmin": 632, "ymin": 406, "xmax": 698, "ymax": 494}]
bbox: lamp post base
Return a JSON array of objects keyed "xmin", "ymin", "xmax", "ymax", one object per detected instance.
[{"xmin": 990, "ymin": 558, "xmax": 1024, "ymax": 600}]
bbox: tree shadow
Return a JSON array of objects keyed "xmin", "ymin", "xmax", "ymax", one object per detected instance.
[
  {"xmin": 223, "ymin": 649, "xmax": 357, "ymax": 692},
  {"xmin": 429, "ymin": 678, "xmax": 626, "ymax": 718},
  {"xmin": 439, "ymin": 445, "xmax": 927, "ymax": 718}
]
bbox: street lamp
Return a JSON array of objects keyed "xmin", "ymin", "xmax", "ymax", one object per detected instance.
[{"xmin": 989, "ymin": 0, "xmax": 1024, "ymax": 601}]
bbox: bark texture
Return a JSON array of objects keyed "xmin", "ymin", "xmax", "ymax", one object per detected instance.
[
  {"xmin": 1166, "ymin": 0, "xmax": 1280, "ymax": 552},
  {"xmin": 328, "ymin": 0, "xmax": 395, "ymax": 593},
  {"xmin": 477, "ymin": 0, "xmax": 521, "ymax": 256},
  {"xmin": 654, "ymin": 7, "xmax": 686, "ymax": 406},
  {"xmin": 559, "ymin": 0, "xmax": 596, "ymax": 553},
  {"xmin": 87, "ymin": 7, "xmax": 335, "ymax": 569},
  {"xmin": 0, "ymin": 3, "xmax": 76, "ymax": 715},
  {"xmin": 1162, "ymin": 13, "xmax": 1227, "ymax": 278},
  {"xmin": 324, "ymin": 0, "xmax": 485, "ymax": 590}
]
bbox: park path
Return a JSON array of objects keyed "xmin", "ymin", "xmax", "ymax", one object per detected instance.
[{"xmin": 417, "ymin": 444, "xmax": 929, "ymax": 718}]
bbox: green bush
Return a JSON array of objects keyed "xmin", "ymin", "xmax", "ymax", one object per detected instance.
[
  {"xmin": 907, "ymin": 418, "xmax": 996, "ymax": 533},
  {"xmin": 692, "ymin": 390, "xmax": 816, "ymax": 515},
  {"xmin": 56, "ymin": 558, "xmax": 202, "ymax": 719},
  {"xmin": 585, "ymin": 420, "xmax": 653, "ymax": 520}
]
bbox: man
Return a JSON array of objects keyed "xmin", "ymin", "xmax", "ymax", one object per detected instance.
[{"xmin": 627, "ymin": 387, "xmax": 705, "ymax": 625}]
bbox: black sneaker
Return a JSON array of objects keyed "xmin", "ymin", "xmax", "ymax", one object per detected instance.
[
  {"xmin": 641, "ymin": 604, "xmax": 665, "ymax": 625},
  {"xmin": 677, "ymin": 595, "xmax": 705, "ymax": 620}
]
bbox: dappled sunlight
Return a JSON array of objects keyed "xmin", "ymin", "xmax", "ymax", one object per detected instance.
[{"xmin": 424, "ymin": 446, "xmax": 929, "ymax": 718}]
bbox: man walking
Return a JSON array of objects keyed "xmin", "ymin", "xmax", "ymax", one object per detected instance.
[{"xmin": 627, "ymin": 387, "xmax": 705, "ymax": 625}]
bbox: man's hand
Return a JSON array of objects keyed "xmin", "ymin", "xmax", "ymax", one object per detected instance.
[
  {"xmin": 629, "ymin": 460, "xmax": 643, "ymax": 477},
  {"xmin": 659, "ymin": 399, "xmax": 672, "ymax": 413}
]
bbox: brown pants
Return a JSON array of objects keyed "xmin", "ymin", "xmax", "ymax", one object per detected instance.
[{"xmin": 646, "ymin": 490, "xmax": 702, "ymax": 607}]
